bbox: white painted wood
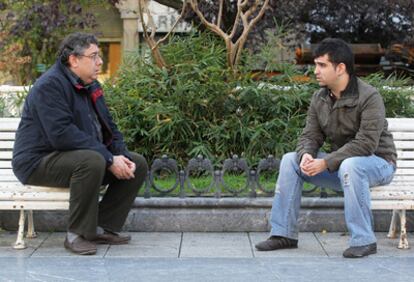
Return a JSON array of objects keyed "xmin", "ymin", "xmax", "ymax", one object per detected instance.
[
  {"xmin": 0, "ymin": 191, "xmax": 69, "ymax": 201},
  {"xmin": 396, "ymin": 161, "xmax": 414, "ymax": 168},
  {"xmin": 396, "ymin": 151, "xmax": 414, "ymax": 159},
  {"xmin": 0, "ymin": 168, "xmax": 15, "ymax": 175},
  {"xmin": 0, "ymin": 141, "xmax": 14, "ymax": 149},
  {"xmin": 0, "ymin": 132, "xmax": 15, "ymax": 140},
  {"xmin": 370, "ymin": 118, "xmax": 414, "ymax": 249},
  {"xmin": 387, "ymin": 118, "xmax": 414, "ymax": 131},
  {"xmin": 0, "ymin": 175, "xmax": 19, "ymax": 181},
  {"xmin": 0, "ymin": 118, "xmax": 20, "ymax": 130},
  {"xmin": 371, "ymin": 200, "xmax": 414, "ymax": 210},
  {"xmin": 392, "ymin": 175, "xmax": 414, "ymax": 181},
  {"xmin": 394, "ymin": 141, "xmax": 414, "ymax": 149},
  {"xmin": 394, "ymin": 168, "xmax": 414, "ymax": 175},
  {"xmin": 0, "ymin": 201, "xmax": 69, "ymax": 210},
  {"xmin": 0, "ymin": 161, "xmax": 12, "ymax": 168},
  {"xmin": 0, "ymin": 151, "xmax": 13, "ymax": 159}
]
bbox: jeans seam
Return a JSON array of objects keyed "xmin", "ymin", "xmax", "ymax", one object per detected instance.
[{"xmin": 285, "ymin": 176, "xmax": 300, "ymax": 237}]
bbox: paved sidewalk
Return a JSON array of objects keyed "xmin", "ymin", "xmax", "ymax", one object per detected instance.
[{"xmin": 0, "ymin": 231, "xmax": 413, "ymax": 281}]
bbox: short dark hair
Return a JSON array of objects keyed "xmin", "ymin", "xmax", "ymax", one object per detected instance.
[
  {"xmin": 313, "ymin": 38, "xmax": 355, "ymax": 75},
  {"xmin": 58, "ymin": 32, "xmax": 99, "ymax": 66}
]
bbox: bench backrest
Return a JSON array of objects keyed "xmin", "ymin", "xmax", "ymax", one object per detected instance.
[
  {"xmin": 0, "ymin": 118, "xmax": 19, "ymax": 183},
  {"xmin": 387, "ymin": 118, "xmax": 414, "ymax": 182},
  {"xmin": 1, "ymin": 117, "xmax": 414, "ymax": 184}
]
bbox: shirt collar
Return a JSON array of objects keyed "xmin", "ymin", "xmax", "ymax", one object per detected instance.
[
  {"xmin": 322, "ymin": 74, "xmax": 358, "ymax": 100},
  {"xmin": 58, "ymin": 60, "xmax": 89, "ymax": 91}
]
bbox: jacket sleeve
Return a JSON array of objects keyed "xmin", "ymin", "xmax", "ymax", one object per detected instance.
[
  {"xmin": 30, "ymin": 80, "xmax": 114, "ymax": 166},
  {"xmin": 323, "ymin": 91, "xmax": 385, "ymax": 171},
  {"xmin": 98, "ymin": 96, "xmax": 132, "ymax": 159},
  {"xmin": 296, "ymin": 92, "xmax": 325, "ymax": 163}
]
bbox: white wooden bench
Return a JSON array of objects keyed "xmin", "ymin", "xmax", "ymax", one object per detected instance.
[
  {"xmin": 371, "ymin": 118, "xmax": 414, "ymax": 249},
  {"xmin": 1, "ymin": 117, "xmax": 413, "ymax": 249},
  {"xmin": 0, "ymin": 118, "xmax": 69, "ymax": 249}
]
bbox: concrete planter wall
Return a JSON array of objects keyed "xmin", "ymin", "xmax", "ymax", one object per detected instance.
[{"xmin": 1, "ymin": 197, "xmax": 411, "ymax": 233}]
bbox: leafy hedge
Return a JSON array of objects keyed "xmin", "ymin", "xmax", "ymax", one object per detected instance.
[{"xmin": 104, "ymin": 32, "xmax": 414, "ymax": 166}]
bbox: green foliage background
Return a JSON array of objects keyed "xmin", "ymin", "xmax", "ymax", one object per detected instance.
[{"xmin": 104, "ymin": 32, "xmax": 414, "ymax": 166}]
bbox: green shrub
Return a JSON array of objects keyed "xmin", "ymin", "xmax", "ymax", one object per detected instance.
[{"xmin": 104, "ymin": 32, "xmax": 414, "ymax": 166}]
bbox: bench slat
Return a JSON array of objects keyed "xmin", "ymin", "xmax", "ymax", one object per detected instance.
[
  {"xmin": 0, "ymin": 161, "xmax": 12, "ymax": 168},
  {"xmin": 387, "ymin": 118, "xmax": 414, "ymax": 131},
  {"xmin": 371, "ymin": 200, "xmax": 414, "ymax": 210},
  {"xmin": 0, "ymin": 175, "xmax": 19, "ymax": 181},
  {"xmin": 393, "ymin": 175, "xmax": 414, "ymax": 181},
  {"xmin": 396, "ymin": 151, "xmax": 414, "ymax": 159},
  {"xmin": 394, "ymin": 141, "xmax": 414, "ymax": 149},
  {"xmin": 0, "ymin": 183, "xmax": 68, "ymax": 192},
  {"xmin": 392, "ymin": 132, "xmax": 414, "ymax": 140},
  {"xmin": 395, "ymin": 168, "xmax": 414, "ymax": 175},
  {"xmin": 0, "ymin": 141, "xmax": 14, "ymax": 149},
  {"xmin": 0, "ymin": 118, "xmax": 20, "ymax": 131},
  {"xmin": 371, "ymin": 192, "xmax": 414, "ymax": 200},
  {"xmin": 0, "ymin": 201, "xmax": 69, "ymax": 210},
  {"xmin": 0, "ymin": 151, "xmax": 12, "ymax": 160},
  {"xmin": 396, "ymin": 160, "xmax": 414, "ymax": 168},
  {"xmin": 0, "ymin": 191, "xmax": 69, "ymax": 201},
  {"xmin": 0, "ymin": 168, "xmax": 14, "ymax": 175},
  {"xmin": 0, "ymin": 132, "xmax": 15, "ymax": 140}
]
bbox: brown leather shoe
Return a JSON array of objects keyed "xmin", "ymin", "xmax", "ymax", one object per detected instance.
[
  {"xmin": 64, "ymin": 236, "xmax": 97, "ymax": 255},
  {"xmin": 93, "ymin": 231, "xmax": 131, "ymax": 245},
  {"xmin": 255, "ymin": 236, "xmax": 298, "ymax": 251}
]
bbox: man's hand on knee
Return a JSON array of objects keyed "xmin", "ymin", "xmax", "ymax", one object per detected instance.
[{"xmin": 108, "ymin": 155, "xmax": 135, "ymax": 179}]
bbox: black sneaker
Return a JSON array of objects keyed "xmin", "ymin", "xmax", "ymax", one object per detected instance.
[
  {"xmin": 342, "ymin": 243, "xmax": 377, "ymax": 258},
  {"xmin": 255, "ymin": 236, "xmax": 298, "ymax": 251}
]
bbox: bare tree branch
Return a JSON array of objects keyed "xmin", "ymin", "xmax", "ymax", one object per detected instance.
[
  {"xmin": 189, "ymin": 0, "xmax": 269, "ymax": 73},
  {"xmin": 189, "ymin": 0, "xmax": 229, "ymax": 40},
  {"xmin": 154, "ymin": 0, "xmax": 189, "ymax": 49},
  {"xmin": 217, "ymin": 0, "xmax": 224, "ymax": 28}
]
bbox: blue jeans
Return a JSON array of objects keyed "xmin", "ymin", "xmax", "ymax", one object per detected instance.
[{"xmin": 270, "ymin": 152, "xmax": 396, "ymax": 247}]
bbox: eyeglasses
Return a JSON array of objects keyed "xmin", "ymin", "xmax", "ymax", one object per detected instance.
[{"xmin": 78, "ymin": 52, "xmax": 102, "ymax": 62}]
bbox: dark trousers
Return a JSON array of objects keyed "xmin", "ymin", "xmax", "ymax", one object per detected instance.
[{"xmin": 26, "ymin": 150, "xmax": 148, "ymax": 240}]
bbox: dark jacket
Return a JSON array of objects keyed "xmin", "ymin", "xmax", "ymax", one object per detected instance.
[
  {"xmin": 12, "ymin": 60, "xmax": 131, "ymax": 184},
  {"xmin": 296, "ymin": 76, "xmax": 397, "ymax": 172}
]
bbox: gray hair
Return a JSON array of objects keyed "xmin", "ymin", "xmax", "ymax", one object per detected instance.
[{"xmin": 58, "ymin": 32, "xmax": 99, "ymax": 66}]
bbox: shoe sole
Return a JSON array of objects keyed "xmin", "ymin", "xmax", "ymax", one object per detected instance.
[
  {"xmin": 64, "ymin": 242, "xmax": 97, "ymax": 255},
  {"xmin": 255, "ymin": 245, "xmax": 298, "ymax": 251},
  {"xmin": 64, "ymin": 245, "xmax": 97, "ymax": 255},
  {"xmin": 343, "ymin": 249, "xmax": 377, "ymax": 258},
  {"xmin": 93, "ymin": 239, "xmax": 130, "ymax": 245}
]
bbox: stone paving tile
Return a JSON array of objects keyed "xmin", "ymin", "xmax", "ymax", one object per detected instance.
[
  {"xmin": 180, "ymin": 232, "xmax": 253, "ymax": 258},
  {"xmin": 105, "ymin": 232, "xmax": 181, "ymax": 258},
  {"xmin": 0, "ymin": 230, "xmax": 48, "ymax": 257},
  {"xmin": 27, "ymin": 257, "xmax": 108, "ymax": 282},
  {"xmin": 105, "ymin": 258, "xmax": 279, "ymax": 282},
  {"xmin": 314, "ymin": 232, "xmax": 414, "ymax": 257},
  {"xmin": 0, "ymin": 258, "xmax": 27, "ymax": 282},
  {"xmin": 260, "ymin": 257, "xmax": 414, "ymax": 282},
  {"xmin": 250, "ymin": 232, "xmax": 327, "ymax": 257},
  {"xmin": 374, "ymin": 232, "xmax": 414, "ymax": 257},
  {"xmin": 31, "ymin": 232, "xmax": 109, "ymax": 258},
  {"xmin": 313, "ymin": 231, "xmax": 349, "ymax": 257}
]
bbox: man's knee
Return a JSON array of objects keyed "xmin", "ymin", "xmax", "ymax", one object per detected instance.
[
  {"xmin": 280, "ymin": 152, "xmax": 299, "ymax": 170},
  {"xmin": 73, "ymin": 150, "xmax": 106, "ymax": 175},
  {"xmin": 129, "ymin": 152, "xmax": 148, "ymax": 178},
  {"xmin": 281, "ymin": 152, "xmax": 298, "ymax": 163},
  {"xmin": 338, "ymin": 157, "xmax": 364, "ymax": 186}
]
